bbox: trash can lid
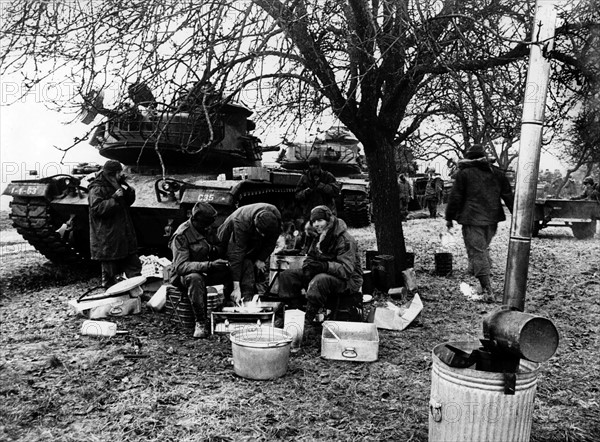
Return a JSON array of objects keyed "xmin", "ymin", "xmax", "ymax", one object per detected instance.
[{"xmin": 105, "ymin": 276, "xmax": 147, "ymax": 295}]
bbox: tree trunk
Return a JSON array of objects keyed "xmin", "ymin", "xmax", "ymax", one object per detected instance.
[{"xmin": 361, "ymin": 133, "xmax": 408, "ymax": 282}]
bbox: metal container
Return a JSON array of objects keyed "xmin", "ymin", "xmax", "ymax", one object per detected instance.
[
  {"xmin": 268, "ymin": 254, "xmax": 307, "ymax": 294},
  {"xmin": 229, "ymin": 326, "xmax": 293, "ymax": 380},
  {"xmin": 429, "ymin": 341, "xmax": 539, "ymax": 442},
  {"xmin": 483, "ymin": 309, "xmax": 559, "ymax": 362},
  {"xmin": 372, "ymin": 254, "xmax": 395, "ymax": 291},
  {"xmin": 211, "ymin": 301, "xmax": 284, "ymax": 334},
  {"xmin": 321, "ymin": 321, "xmax": 379, "ymax": 362},
  {"xmin": 434, "ymin": 252, "xmax": 452, "ymax": 276},
  {"xmin": 163, "ymin": 286, "xmax": 195, "ymax": 329}
]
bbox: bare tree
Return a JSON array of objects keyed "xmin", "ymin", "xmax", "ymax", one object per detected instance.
[{"xmin": 1, "ymin": 0, "xmax": 595, "ymax": 271}]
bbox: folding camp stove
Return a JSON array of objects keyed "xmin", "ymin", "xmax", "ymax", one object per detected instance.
[
  {"xmin": 439, "ymin": 306, "xmax": 559, "ymax": 395},
  {"xmin": 211, "ymin": 301, "xmax": 284, "ymax": 334}
]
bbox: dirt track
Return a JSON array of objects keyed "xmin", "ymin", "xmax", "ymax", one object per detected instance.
[{"xmin": 1, "ymin": 212, "xmax": 598, "ymax": 441}]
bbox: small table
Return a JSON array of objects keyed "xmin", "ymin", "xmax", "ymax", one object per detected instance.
[{"xmin": 211, "ymin": 301, "xmax": 285, "ymax": 334}]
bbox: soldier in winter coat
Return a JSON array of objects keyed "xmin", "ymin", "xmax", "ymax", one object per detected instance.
[
  {"xmin": 423, "ymin": 169, "xmax": 444, "ymax": 218},
  {"xmin": 169, "ymin": 202, "xmax": 231, "ymax": 338},
  {"xmin": 278, "ymin": 205, "xmax": 363, "ymax": 328},
  {"xmin": 295, "ymin": 156, "xmax": 340, "ymax": 221},
  {"xmin": 397, "ymin": 174, "xmax": 412, "ymax": 220},
  {"xmin": 445, "ymin": 145, "xmax": 514, "ymax": 302},
  {"xmin": 88, "ymin": 160, "xmax": 141, "ymax": 287},
  {"xmin": 217, "ymin": 203, "xmax": 281, "ymax": 304}
]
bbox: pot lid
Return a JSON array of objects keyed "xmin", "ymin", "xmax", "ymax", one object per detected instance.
[{"xmin": 105, "ymin": 276, "xmax": 147, "ymax": 295}]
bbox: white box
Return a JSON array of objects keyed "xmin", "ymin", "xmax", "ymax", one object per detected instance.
[{"xmin": 320, "ymin": 321, "xmax": 379, "ymax": 362}]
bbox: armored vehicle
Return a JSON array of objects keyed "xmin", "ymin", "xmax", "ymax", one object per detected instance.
[
  {"xmin": 2, "ymin": 85, "xmax": 367, "ymax": 265},
  {"xmin": 277, "ymin": 125, "xmax": 371, "ymax": 226},
  {"xmin": 532, "ymin": 198, "xmax": 599, "ymax": 239}
]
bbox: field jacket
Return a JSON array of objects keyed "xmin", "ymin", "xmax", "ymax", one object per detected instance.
[
  {"xmin": 445, "ymin": 158, "xmax": 514, "ymax": 226},
  {"xmin": 216, "ymin": 203, "xmax": 281, "ymax": 281},
  {"xmin": 295, "ymin": 170, "xmax": 340, "ymax": 216},
  {"xmin": 306, "ymin": 217, "xmax": 363, "ymax": 293},
  {"xmin": 88, "ymin": 172, "xmax": 138, "ymax": 260},
  {"xmin": 168, "ymin": 219, "xmax": 214, "ymax": 284}
]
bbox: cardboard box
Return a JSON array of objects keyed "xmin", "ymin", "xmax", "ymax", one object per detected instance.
[
  {"xmin": 321, "ymin": 321, "xmax": 379, "ymax": 362},
  {"xmin": 367, "ymin": 294, "xmax": 423, "ymax": 331}
]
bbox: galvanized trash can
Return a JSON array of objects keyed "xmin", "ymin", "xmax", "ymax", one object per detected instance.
[{"xmin": 429, "ymin": 341, "xmax": 539, "ymax": 442}]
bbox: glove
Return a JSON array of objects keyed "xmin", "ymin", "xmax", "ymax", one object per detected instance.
[
  {"xmin": 208, "ymin": 259, "xmax": 229, "ymax": 272},
  {"xmin": 302, "ymin": 259, "xmax": 328, "ymax": 279},
  {"xmin": 446, "ymin": 220, "xmax": 453, "ymax": 229}
]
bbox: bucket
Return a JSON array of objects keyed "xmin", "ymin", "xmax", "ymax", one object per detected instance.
[
  {"xmin": 365, "ymin": 250, "xmax": 379, "ymax": 269},
  {"xmin": 429, "ymin": 341, "xmax": 539, "ymax": 442},
  {"xmin": 434, "ymin": 252, "xmax": 453, "ymax": 276},
  {"xmin": 284, "ymin": 309, "xmax": 305, "ymax": 352},
  {"xmin": 230, "ymin": 326, "xmax": 293, "ymax": 380},
  {"xmin": 372, "ymin": 254, "xmax": 395, "ymax": 291}
]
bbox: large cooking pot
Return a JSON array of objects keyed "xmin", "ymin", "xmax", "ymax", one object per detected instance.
[{"xmin": 229, "ymin": 326, "xmax": 293, "ymax": 380}]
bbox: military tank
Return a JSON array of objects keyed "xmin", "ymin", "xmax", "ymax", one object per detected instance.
[
  {"xmin": 2, "ymin": 83, "xmax": 308, "ymax": 264},
  {"xmin": 2, "ymin": 84, "xmax": 369, "ymax": 265},
  {"xmin": 277, "ymin": 125, "xmax": 371, "ymax": 227}
]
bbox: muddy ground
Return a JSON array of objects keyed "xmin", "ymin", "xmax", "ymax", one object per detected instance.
[{"xmin": 0, "ymin": 209, "xmax": 598, "ymax": 441}]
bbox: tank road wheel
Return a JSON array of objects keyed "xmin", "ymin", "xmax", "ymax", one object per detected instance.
[
  {"xmin": 9, "ymin": 197, "xmax": 89, "ymax": 264},
  {"xmin": 571, "ymin": 221, "xmax": 597, "ymax": 240},
  {"xmin": 342, "ymin": 193, "xmax": 371, "ymax": 228}
]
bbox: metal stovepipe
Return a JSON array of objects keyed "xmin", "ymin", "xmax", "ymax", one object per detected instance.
[{"xmin": 503, "ymin": 0, "xmax": 560, "ymax": 311}]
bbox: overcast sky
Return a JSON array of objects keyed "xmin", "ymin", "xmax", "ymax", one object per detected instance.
[{"xmin": 0, "ymin": 80, "xmax": 566, "ymax": 210}]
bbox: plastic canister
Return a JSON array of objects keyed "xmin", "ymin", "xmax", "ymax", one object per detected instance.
[{"xmin": 80, "ymin": 320, "xmax": 117, "ymax": 337}]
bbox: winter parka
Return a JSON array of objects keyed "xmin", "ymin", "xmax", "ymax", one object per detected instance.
[
  {"xmin": 306, "ymin": 217, "xmax": 363, "ymax": 293},
  {"xmin": 88, "ymin": 172, "xmax": 138, "ymax": 260},
  {"xmin": 445, "ymin": 158, "xmax": 514, "ymax": 226},
  {"xmin": 168, "ymin": 219, "xmax": 216, "ymax": 284},
  {"xmin": 216, "ymin": 203, "xmax": 281, "ymax": 281},
  {"xmin": 295, "ymin": 169, "xmax": 340, "ymax": 217}
]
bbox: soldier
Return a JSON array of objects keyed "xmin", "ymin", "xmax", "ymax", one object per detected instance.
[
  {"xmin": 217, "ymin": 203, "xmax": 282, "ymax": 304},
  {"xmin": 570, "ymin": 176, "xmax": 599, "ymax": 201},
  {"xmin": 423, "ymin": 168, "xmax": 443, "ymax": 218},
  {"xmin": 397, "ymin": 174, "xmax": 412, "ymax": 220},
  {"xmin": 169, "ymin": 202, "xmax": 230, "ymax": 338},
  {"xmin": 278, "ymin": 205, "xmax": 363, "ymax": 333},
  {"xmin": 295, "ymin": 156, "xmax": 340, "ymax": 221},
  {"xmin": 445, "ymin": 145, "xmax": 514, "ymax": 302},
  {"xmin": 88, "ymin": 160, "xmax": 141, "ymax": 288}
]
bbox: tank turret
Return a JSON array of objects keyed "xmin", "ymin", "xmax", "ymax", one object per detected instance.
[
  {"xmin": 277, "ymin": 125, "xmax": 371, "ymax": 226},
  {"xmin": 2, "ymin": 86, "xmax": 369, "ymax": 265}
]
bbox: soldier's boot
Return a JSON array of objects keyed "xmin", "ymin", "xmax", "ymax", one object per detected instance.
[
  {"xmin": 478, "ymin": 275, "xmax": 496, "ymax": 303},
  {"xmin": 303, "ymin": 304, "xmax": 321, "ymax": 342},
  {"xmin": 193, "ymin": 322, "xmax": 210, "ymax": 339}
]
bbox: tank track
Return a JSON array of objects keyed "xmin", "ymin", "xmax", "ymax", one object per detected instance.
[
  {"xmin": 343, "ymin": 193, "xmax": 371, "ymax": 228},
  {"xmin": 9, "ymin": 197, "xmax": 87, "ymax": 264}
]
